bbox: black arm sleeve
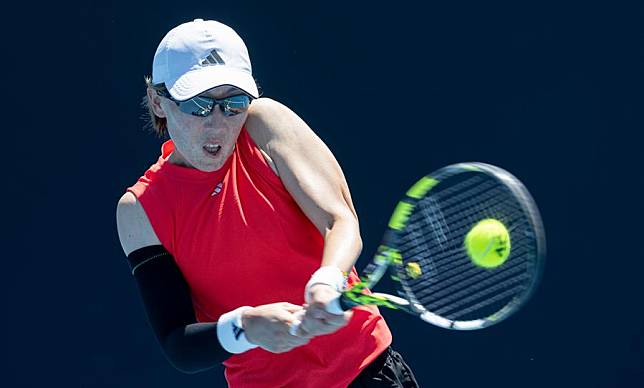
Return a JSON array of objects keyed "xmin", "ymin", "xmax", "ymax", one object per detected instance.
[{"xmin": 126, "ymin": 245, "xmax": 232, "ymax": 373}]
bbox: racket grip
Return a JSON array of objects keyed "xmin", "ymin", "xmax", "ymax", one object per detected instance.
[
  {"xmin": 288, "ymin": 295, "xmax": 349, "ymax": 336},
  {"xmin": 325, "ymin": 295, "xmax": 344, "ymax": 315}
]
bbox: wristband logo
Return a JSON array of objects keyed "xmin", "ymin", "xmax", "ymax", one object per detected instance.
[{"xmin": 232, "ymin": 323, "xmax": 244, "ymax": 340}]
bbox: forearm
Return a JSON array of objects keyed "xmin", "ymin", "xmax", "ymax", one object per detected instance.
[
  {"xmin": 320, "ymin": 216, "xmax": 363, "ymax": 272},
  {"xmin": 162, "ymin": 322, "xmax": 223, "ymax": 374},
  {"xmin": 298, "ymin": 217, "xmax": 358, "ymax": 332},
  {"xmin": 127, "ymin": 245, "xmax": 244, "ymax": 374}
]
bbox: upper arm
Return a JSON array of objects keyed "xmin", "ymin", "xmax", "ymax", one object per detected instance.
[
  {"xmin": 116, "ymin": 192, "xmax": 162, "ymax": 256},
  {"xmin": 245, "ymin": 98, "xmax": 359, "ymax": 235}
]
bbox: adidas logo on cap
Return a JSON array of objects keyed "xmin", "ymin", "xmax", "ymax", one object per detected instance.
[{"xmin": 199, "ymin": 49, "xmax": 226, "ymax": 66}]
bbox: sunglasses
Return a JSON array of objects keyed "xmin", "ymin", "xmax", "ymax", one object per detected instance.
[{"xmin": 156, "ymin": 88, "xmax": 251, "ymax": 117}]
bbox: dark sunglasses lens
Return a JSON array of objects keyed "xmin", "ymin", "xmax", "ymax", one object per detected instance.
[
  {"xmin": 220, "ymin": 95, "xmax": 251, "ymax": 116},
  {"xmin": 178, "ymin": 97, "xmax": 214, "ymax": 117}
]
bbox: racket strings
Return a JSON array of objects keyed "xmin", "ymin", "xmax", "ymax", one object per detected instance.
[
  {"xmin": 409, "ymin": 194, "xmax": 529, "ymax": 282},
  {"xmin": 395, "ymin": 176, "xmax": 511, "ymax": 271},
  {"xmin": 407, "ymin": 179, "xmax": 524, "ymax": 262},
  {"xmin": 399, "ymin": 181, "xmax": 521, "ymax": 271},
  {"xmin": 427, "ymin": 261, "xmax": 527, "ymax": 314},
  {"xmin": 412, "ymin": 237, "xmax": 532, "ymax": 300},
  {"xmin": 444, "ymin": 282, "xmax": 528, "ymax": 319},
  {"xmin": 395, "ymin": 173, "xmax": 537, "ymax": 321},
  {"xmin": 396, "ymin": 187, "xmax": 514, "ymax": 293},
  {"xmin": 407, "ymin": 221, "xmax": 532, "ymax": 319},
  {"xmin": 401, "ymin": 187, "xmax": 514, "ymax": 265}
]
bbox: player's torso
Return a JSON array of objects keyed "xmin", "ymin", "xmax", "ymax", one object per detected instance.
[{"xmin": 168, "ymin": 133, "xmax": 323, "ymax": 321}]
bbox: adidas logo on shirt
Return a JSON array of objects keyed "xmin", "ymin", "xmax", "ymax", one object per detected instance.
[{"xmin": 211, "ymin": 182, "xmax": 223, "ymax": 196}]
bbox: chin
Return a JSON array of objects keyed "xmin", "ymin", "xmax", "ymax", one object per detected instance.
[
  {"xmin": 198, "ymin": 157, "xmax": 227, "ymax": 172},
  {"xmin": 197, "ymin": 163, "xmax": 222, "ymax": 172}
]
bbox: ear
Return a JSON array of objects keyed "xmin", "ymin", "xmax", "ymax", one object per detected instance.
[{"xmin": 146, "ymin": 87, "xmax": 167, "ymax": 118}]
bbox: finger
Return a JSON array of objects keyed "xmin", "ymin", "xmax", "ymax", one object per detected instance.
[
  {"xmin": 290, "ymin": 310, "xmax": 306, "ymax": 324},
  {"xmin": 288, "ymin": 314, "xmax": 315, "ymax": 339},
  {"xmin": 289, "ymin": 320, "xmax": 313, "ymax": 339},
  {"xmin": 306, "ymin": 297, "xmax": 343, "ymax": 318},
  {"xmin": 281, "ymin": 302, "xmax": 305, "ymax": 313},
  {"xmin": 288, "ymin": 320, "xmax": 300, "ymax": 336},
  {"xmin": 306, "ymin": 303, "xmax": 336, "ymax": 320},
  {"xmin": 313, "ymin": 311, "xmax": 352, "ymax": 332},
  {"xmin": 300, "ymin": 316, "xmax": 340, "ymax": 336},
  {"xmin": 308, "ymin": 307, "xmax": 349, "ymax": 324},
  {"xmin": 298, "ymin": 316, "xmax": 321, "ymax": 335},
  {"xmin": 299, "ymin": 316, "xmax": 329, "ymax": 336},
  {"xmin": 284, "ymin": 334, "xmax": 310, "ymax": 347},
  {"xmin": 295, "ymin": 323, "xmax": 314, "ymax": 339}
]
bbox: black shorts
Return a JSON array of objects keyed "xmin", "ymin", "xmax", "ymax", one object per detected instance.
[{"xmin": 348, "ymin": 347, "xmax": 419, "ymax": 387}]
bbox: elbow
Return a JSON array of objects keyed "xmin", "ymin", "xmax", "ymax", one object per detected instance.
[
  {"xmin": 330, "ymin": 213, "xmax": 363, "ymax": 252},
  {"xmin": 162, "ymin": 349, "xmax": 209, "ymax": 375},
  {"xmin": 176, "ymin": 366, "xmax": 206, "ymax": 376},
  {"xmin": 350, "ymin": 218, "xmax": 363, "ymax": 253},
  {"xmin": 170, "ymin": 363, "xmax": 200, "ymax": 375},
  {"xmin": 349, "ymin": 214, "xmax": 363, "ymax": 252},
  {"xmin": 160, "ymin": 338, "xmax": 213, "ymax": 375},
  {"xmin": 356, "ymin": 233, "xmax": 363, "ymax": 255},
  {"xmin": 161, "ymin": 346, "xmax": 198, "ymax": 374}
]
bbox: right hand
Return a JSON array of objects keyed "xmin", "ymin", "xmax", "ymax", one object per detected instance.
[
  {"xmin": 293, "ymin": 284, "xmax": 352, "ymax": 338},
  {"xmin": 241, "ymin": 302, "xmax": 312, "ymax": 353}
]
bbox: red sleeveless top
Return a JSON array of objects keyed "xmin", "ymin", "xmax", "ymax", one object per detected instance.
[{"xmin": 127, "ymin": 127, "xmax": 391, "ymax": 387}]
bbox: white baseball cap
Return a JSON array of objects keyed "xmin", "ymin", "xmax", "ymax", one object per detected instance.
[{"xmin": 152, "ymin": 19, "xmax": 259, "ymax": 100}]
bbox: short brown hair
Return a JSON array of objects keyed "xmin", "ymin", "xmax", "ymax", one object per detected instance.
[{"xmin": 141, "ymin": 76, "xmax": 168, "ymax": 138}]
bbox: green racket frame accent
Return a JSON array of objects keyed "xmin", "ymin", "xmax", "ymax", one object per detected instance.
[
  {"xmin": 339, "ymin": 243, "xmax": 423, "ymax": 314},
  {"xmin": 388, "ymin": 176, "xmax": 440, "ymax": 231},
  {"xmin": 406, "ymin": 176, "xmax": 439, "ymax": 199},
  {"xmin": 342, "ymin": 283, "xmax": 398, "ymax": 309},
  {"xmin": 340, "ymin": 280, "xmax": 422, "ymax": 315},
  {"xmin": 339, "ymin": 173, "xmax": 443, "ymax": 315},
  {"xmin": 359, "ymin": 245, "xmax": 402, "ymax": 289},
  {"xmin": 387, "ymin": 202, "xmax": 415, "ymax": 231}
]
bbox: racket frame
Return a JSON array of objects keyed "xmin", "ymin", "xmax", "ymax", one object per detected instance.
[{"xmin": 339, "ymin": 163, "xmax": 546, "ymax": 330}]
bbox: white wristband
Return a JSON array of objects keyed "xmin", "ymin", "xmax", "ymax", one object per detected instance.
[
  {"xmin": 305, "ymin": 266, "xmax": 346, "ymax": 304},
  {"xmin": 216, "ymin": 306, "xmax": 258, "ymax": 354}
]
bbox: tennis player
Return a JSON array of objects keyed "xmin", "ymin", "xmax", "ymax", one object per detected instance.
[{"xmin": 116, "ymin": 19, "xmax": 418, "ymax": 387}]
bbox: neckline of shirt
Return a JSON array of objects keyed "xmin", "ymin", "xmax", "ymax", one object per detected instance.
[{"xmin": 153, "ymin": 139, "xmax": 233, "ymax": 183}]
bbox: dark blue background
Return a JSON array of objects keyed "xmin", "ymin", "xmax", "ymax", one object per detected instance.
[{"xmin": 4, "ymin": 1, "xmax": 642, "ymax": 387}]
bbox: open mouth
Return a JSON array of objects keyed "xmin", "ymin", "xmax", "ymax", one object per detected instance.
[{"xmin": 203, "ymin": 144, "xmax": 221, "ymax": 156}]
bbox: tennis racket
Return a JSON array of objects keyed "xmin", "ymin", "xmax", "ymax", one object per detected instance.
[{"xmin": 300, "ymin": 162, "xmax": 545, "ymax": 331}]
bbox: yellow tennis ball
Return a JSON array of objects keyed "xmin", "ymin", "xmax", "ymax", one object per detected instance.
[
  {"xmin": 406, "ymin": 262, "xmax": 422, "ymax": 279},
  {"xmin": 464, "ymin": 219, "xmax": 511, "ymax": 269}
]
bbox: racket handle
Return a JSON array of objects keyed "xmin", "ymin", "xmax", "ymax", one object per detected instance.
[
  {"xmin": 326, "ymin": 295, "xmax": 345, "ymax": 315},
  {"xmin": 288, "ymin": 295, "xmax": 349, "ymax": 336}
]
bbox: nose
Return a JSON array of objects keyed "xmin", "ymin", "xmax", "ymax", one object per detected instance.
[
  {"xmin": 202, "ymin": 105, "xmax": 241, "ymax": 135},
  {"xmin": 202, "ymin": 105, "xmax": 226, "ymax": 125}
]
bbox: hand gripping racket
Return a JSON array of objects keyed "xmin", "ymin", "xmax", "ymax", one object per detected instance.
[{"xmin": 296, "ymin": 162, "xmax": 545, "ymax": 331}]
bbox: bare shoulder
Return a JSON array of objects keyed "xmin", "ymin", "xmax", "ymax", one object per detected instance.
[
  {"xmin": 246, "ymin": 98, "xmax": 313, "ymax": 176},
  {"xmin": 246, "ymin": 97, "xmax": 310, "ymax": 145},
  {"xmin": 246, "ymin": 97, "xmax": 289, "ymax": 126},
  {"xmin": 116, "ymin": 192, "xmax": 162, "ymax": 256},
  {"xmin": 245, "ymin": 96, "xmax": 335, "ymax": 165}
]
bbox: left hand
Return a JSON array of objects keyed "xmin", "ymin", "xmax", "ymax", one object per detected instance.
[{"xmin": 294, "ymin": 284, "xmax": 353, "ymax": 338}]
